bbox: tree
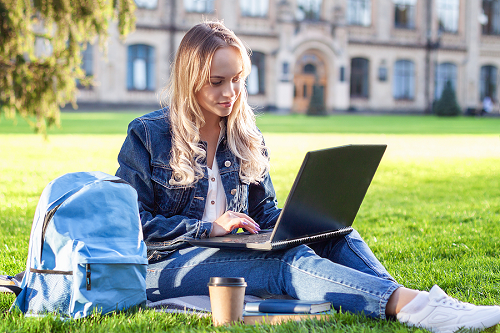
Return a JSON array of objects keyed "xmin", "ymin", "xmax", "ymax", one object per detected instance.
[
  {"xmin": 433, "ymin": 80, "xmax": 461, "ymax": 116},
  {"xmin": 307, "ymin": 81, "xmax": 327, "ymax": 116},
  {"xmin": 0, "ymin": 0, "xmax": 136, "ymax": 133}
]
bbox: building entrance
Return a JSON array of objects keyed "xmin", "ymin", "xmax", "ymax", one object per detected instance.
[{"xmin": 293, "ymin": 52, "xmax": 327, "ymax": 113}]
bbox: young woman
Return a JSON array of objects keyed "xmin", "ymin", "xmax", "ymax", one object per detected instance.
[{"xmin": 116, "ymin": 21, "xmax": 500, "ymax": 332}]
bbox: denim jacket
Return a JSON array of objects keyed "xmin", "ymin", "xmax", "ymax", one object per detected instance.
[{"xmin": 116, "ymin": 109, "xmax": 281, "ymax": 255}]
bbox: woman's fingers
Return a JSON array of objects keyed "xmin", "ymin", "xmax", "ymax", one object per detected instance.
[
  {"xmin": 210, "ymin": 211, "xmax": 261, "ymax": 237},
  {"xmin": 240, "ymin": 219, "xmax": 260, "ymax": 234},
  {"xmin": 228, "ymin": 211, "xmax": 260, "ymax": 233}
]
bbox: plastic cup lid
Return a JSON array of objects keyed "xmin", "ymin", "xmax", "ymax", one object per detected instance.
[{"xmin": 207, "ymin": 277, "xmax": 247, "ymax": 287}]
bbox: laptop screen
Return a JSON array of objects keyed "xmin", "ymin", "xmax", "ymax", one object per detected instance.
[{"xmin": 270, "ymin": 145, "xmax": 387, "ymax": 242}]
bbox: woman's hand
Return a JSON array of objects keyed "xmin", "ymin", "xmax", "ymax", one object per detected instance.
[{"xmin": 209, "ymin": 211, "xmax": 261, "ymax": 237}]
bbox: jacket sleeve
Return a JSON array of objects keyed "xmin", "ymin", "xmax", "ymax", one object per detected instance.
[
  {"xmin": 115, "ymin": 118, "xmax": 212, "ymax": 252},
  {"xmin": 247, "ymin": 171, "xmax": 282, "ymax": 230}
]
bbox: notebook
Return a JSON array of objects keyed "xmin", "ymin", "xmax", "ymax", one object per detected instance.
[
  {"xmin": 244, "ymin": 299, "xmax": 332, "ymax": 314},
  {"xmin": 189, "ymin": 144, "xmax": 387, "ymax": 251}
]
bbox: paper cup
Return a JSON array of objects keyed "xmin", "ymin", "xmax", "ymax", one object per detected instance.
[{"xmin": 208, "ymin": 277, "xmax": 247, "ymax": 326}]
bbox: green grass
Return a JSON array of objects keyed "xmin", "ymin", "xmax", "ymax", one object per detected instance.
[
  {"xmin": 1, "ymin": 111, "xmax": 499, "ymax": 135},
  {"xmin": 1, "ymin": 112, "xmax": 500, "ymax": 332},
  {"xmin": 0, "ymin": 112, "xmax": 143, "ymax": 135},
  {"xmin": 255, "ymin": 113, "xmax": 500, "ymax": 135}
]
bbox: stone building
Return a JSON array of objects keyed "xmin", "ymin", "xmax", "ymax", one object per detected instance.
[{"xmin": 77, "ymin": 0, "xmax": 500, "ymax": 114}]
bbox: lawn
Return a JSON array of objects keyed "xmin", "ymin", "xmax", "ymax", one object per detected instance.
[
  {"xmin": 1, "ymin": 111, "xmax": 500, "ymax": 135},
  {"xmin": 0, "ymin": 112, "xmax": 500, "ymax": 332}
]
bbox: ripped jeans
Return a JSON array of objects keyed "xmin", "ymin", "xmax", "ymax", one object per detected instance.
[{"xmin": 146, "ymin": 229, "xmax": 401, "ymax": 319}]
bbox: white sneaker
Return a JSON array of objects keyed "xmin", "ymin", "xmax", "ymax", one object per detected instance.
[{"xmin": 397, "ymin": 285, "xmax": 500, "ymax": 333}]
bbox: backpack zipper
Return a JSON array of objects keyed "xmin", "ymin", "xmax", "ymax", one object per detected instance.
[{"xmin": 86, "ymin": 264, "xmax": 91, "ymax": 290}]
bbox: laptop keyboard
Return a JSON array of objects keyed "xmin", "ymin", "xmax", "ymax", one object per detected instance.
[{"xmin": 223, "ymin": 231, "xmax": 272, "ymax": 244}]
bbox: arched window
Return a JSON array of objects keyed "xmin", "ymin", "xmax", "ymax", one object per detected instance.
[
  {"xmin": 247, "ymin": 51, "xmax": 266, "ymax": 95},
  {"xmin": 304, "ymin": 63, "xmax": 317, "ymax": 74},
  {"xmin": 350, "ymin": 58, "xmax": 369, "ymax": 98},
  {"xmin": 434, "ymin": 62, "xmax": 457, "ymax": 99},
  {"xmin": 77, "ymin": 43, "xmax": 93, "ymax": 89},
  {"xmin": 127, "ymin": 44, "xmax": 155, "ymax": 91},
  {"xmin": 480, "ymin": 65, "xmax": 498, "ymax": 100},
  {"xmin": 393, "ymin": 60, "xmax": 415, "ymax": 99}
]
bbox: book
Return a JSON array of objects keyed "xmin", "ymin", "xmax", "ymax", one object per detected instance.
[
  {"xmin": 243, "ymin": 310, "xmax": 333, "ymax": 325},
  {"xmin": 244, "ymin": 299, "xmax": 332, "ymax": 314}
]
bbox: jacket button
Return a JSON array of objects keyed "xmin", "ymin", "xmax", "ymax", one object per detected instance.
[
  {"xmin": 224, "ymin": 161, "xmax": 231, "ymax": 167},
  {"xmin": 231, "ymin": 189, "xmax": 237, "ymax": 195},
  {"xmin": 169, "ymin": 179, "xmax": 175, "ymax": 185}
]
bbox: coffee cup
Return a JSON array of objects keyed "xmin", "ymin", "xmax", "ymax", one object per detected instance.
[{"xmin": 207, "ymin": 277, "xmax": 247, "ymax": 326}]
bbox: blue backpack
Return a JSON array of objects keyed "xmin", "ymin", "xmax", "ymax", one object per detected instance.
[{"xmin": 13, "ymin": 171, "xmax": 148, "ymax": 318}]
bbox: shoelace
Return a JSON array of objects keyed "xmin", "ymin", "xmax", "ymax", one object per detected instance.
[{"xmin": 435, "ymin": 295, "xmax": 472, "ymax": 309}]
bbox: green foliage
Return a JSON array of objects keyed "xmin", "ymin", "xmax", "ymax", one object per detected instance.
[
  {"xmin": 0, "ymin": 0, "xmax": 136, "ymax": 134},
  {"xmin": 433, "ymin": 80, "xmax": 461, "ymax": 117},
  {"xmin": 306, "ymin": 83, "xmax": 327, "ymax": 116}
]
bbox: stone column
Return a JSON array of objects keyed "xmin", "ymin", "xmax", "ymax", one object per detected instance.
[{"xmin": 274, "ymin": 0, "xmax": 295, "ymax": 112}]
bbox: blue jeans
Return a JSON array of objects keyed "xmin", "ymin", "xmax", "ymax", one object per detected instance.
[{"xmin": 146, "ymin": 229, "xmax": 401, "ymax": 319}]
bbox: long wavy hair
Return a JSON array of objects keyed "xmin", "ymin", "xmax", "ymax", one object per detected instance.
[{"xmin": 163, "ymin": 21, "xmax": 270, "ymax": 186}]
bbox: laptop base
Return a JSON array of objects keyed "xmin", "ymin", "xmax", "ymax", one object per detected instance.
[{"xmin": 189, "ymin": 227, "xmax": 353, "ymax": 251}]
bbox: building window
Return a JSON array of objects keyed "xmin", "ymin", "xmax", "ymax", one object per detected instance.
[
  {"xmin": 378, "ymin": 66, "xmax": 388, "ymax": 81},
  {"xmin": 480, "ymin": 65, "xmax": 498, "ymax": 100},
  {"xmin": 394, "ymin": 0, "xmax": 416, "ymax": 29},
  {"xmin": 393, "ymin": 60, "xmax": 415, "ymax": 99},
  {"xmin": 350, "ymin": 57, "xmax": 369, "ymax": 98},
  {"xmin": 347, "ymin": 0, "xmax": 371, "ymax": 26},
  {"xmin": 247, "ymin": 51, "xmax": 265, "ymax": 95},
  {"xmin": 434, "ymin": 62, "xmax": 457, "ymax": 99},
  {"xmin": 77, "ymin": 43, "xmax": 93, "ymax": 89},
  {"xmin": 184, "ymin": 0, "xmax": 214, "ymax": 13},
  {"xmin": 437, "ymin": 0, "xmax": 459, "ymax": 33},
  {"xmin": 304, "ymin": 63, "xmax": 316, "ymax": 74},
  {"xmin": 134, "ymin": 0, "xmax": 158, "ymax": 9},
  {"xmin": 296, "ymin": 0, "xmax": 322, "ymax": 21},
  {"xmin": 127, "ymin": 44, "xmax": 155, "ymax": 91},
  {"xmin": 482, "ymin": 0, "xmax": 500, "ymax": 35},
  {"xmin": 240, "ymin": 0, "xmax": 268, "ymax": 17}
]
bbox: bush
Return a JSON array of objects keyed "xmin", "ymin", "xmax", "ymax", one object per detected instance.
[
  {"xmin": 307, "ymin": 84, "xmax": 327, "ymax": 116},
  {"xmin": 433, "ymin": 80, "xmax": 461, "ymax": 116}
]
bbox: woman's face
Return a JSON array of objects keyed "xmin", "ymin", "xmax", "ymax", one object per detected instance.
[{"xmin": 196, "ymin": 46, "xmax": 243, "ymax": 123}]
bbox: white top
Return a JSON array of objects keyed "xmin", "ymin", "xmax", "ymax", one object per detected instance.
[{"xmin": 201, "ymin": 124, "xmax": 227, "ymax": 222}]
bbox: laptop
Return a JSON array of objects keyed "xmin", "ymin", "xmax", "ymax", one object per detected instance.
[{"xmin": 189, "ymin": 144, "xmax": 387, "ymax": 251}]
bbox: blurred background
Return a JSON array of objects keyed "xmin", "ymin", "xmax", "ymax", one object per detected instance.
[{"xmin": 74, "ymin": 0, "xmax": 500, "ymax": 116}]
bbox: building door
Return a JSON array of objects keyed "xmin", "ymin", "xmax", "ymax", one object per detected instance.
[{"xmin": 293, "ymin": 52, "xmax": 327, "ymax": 113}]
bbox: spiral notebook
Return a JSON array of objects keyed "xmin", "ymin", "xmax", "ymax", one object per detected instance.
[{"xmin": 189, "ymin": 144, "xmax": 386, "ymax": 251}]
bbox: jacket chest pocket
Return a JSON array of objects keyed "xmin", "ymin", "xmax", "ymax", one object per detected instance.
[{"xmin": 151, "ymin": 166, "xmax": 190, "ymax": 216}]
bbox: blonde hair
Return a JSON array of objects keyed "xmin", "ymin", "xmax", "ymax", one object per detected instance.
[{"xmin": 163, "ymin": 21, "xmax": 269, "ymax": 186}]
